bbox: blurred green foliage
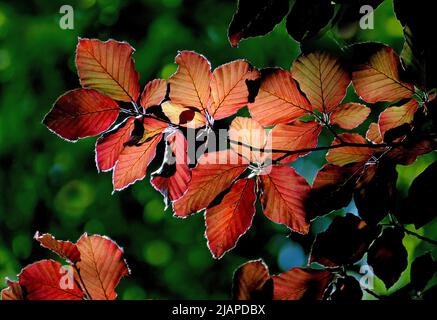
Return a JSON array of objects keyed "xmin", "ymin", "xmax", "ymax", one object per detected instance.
[{"xmin": 0, "ymin": 0, "xmax": 436, "ymax": 299}]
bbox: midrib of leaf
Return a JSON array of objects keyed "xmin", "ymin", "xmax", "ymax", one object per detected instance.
[
  {"xmin": 261, "ymin": 88, "xmax": 310, "ymax": 113},
  {"xmin": 87, "ymin": 237, "xmax": 109, "ymax": 300},
  {"xmin": 212, "ymin": 69, "xmax": 248, "ymax": 117},
  {"xmin": 365, "ymin": 63, "xmax": 415, "ymax": 94}
]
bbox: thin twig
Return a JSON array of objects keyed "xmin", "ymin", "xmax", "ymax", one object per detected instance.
[{"xmin": 402, "ymin": 227, "xmax": 437, "ymax": 245}]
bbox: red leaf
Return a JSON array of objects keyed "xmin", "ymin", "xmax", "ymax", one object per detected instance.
[
  {"xmin": 273, "ymin": 268, "xmax": 333, "ymax": 300},
  {"xmin": 173, "ymin": 150, "xmax": 248, "ymax": 217},
  {"xmin": 291, "ymin": 51, "xmax": 350, "ymax": 113},
  {"xmin": 205, "ymin": 178, "xmax": 256, "ymax": 259},
  {"xmin": 248, "ymin": 69, "xmax": 311, "ymax": 126},
  {"xmin": 95, "ymin": 116, "xmax": 136, "ymax": 172},
  {"xmin": 366, "ymin": 122, "xmax": 383, "ymax": 144},
  {"xmin": 76, "ymin": 234, "xmax": 130, "ymax": 300},
  {"xmin": 169, "ymin": 51, "xmax": 212, "ymax": 113},
  {"xmin": 34, "ymin": 232, "xmax": 81, "ymax": 264},
  {"xmin": 43, "ymin": 89, "xmax": 120, "ymax": 142},
  {"xmin": 112, "ymin": 118, "xmax": 168, "ymax": 191},
  {"xmin": 330, "ymin": 103, "xmax": 371, "ymax": 130},
  {"xmin": 352, "ymin": 44, "xmax": 414, "ymax": 103},
  {"xmin": 1, "ymin": 280, "xmax": 24, "ymax": 300},
  {"xmin": 378, "ymin": 99, "xmax": 418, "ymax": 139},
  {"xmin": 140, "ymin": 79, "xmax": 167, "ymax": 110},
  {"xmin": 19, "ymin": 260, "xmax": 84, "ymax": 300},
  {"xmin": 229, "ymin": 117, "xmax": 267, "ymax": 163},
  {"xmin": 259, "ymin": 165, "xmax": 311, "ymax": 234},
  {"xmin": 151, "ymin": 130, "xmax": 191, "ymax": 205},
  {"xmin": 326, "ymin": 133, "xmax": 373, "ymax": 166},
  {"xmin": 269, "ymin": 120, "xmax": 322, "ymax": 163},
  {"xmin": 76, "ymin": 38, "xmax": 140, "ymax": 102},
  {"xmin": 209, "ymin": 60, "xmax": 260, "ymax": 120},
  {"xmin": 232, "ymin": 260, "xmax": 273, "ymax": 300}
]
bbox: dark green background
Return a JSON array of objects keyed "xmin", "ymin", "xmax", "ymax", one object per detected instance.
[{"xmin": 0, "ymin": 0, "xmax": 436, "ymax": 299}]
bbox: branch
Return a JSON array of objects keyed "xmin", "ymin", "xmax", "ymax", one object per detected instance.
[
  {"xmin": 228, "ymin": 139, "xmax": 393, "ymax": 161},
  {"xmin": 402, "ymin": 227, "xmax": 437, "ymax": 246}
]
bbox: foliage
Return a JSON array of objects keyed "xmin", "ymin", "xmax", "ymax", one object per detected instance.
[
  {"xmin": 1, "ymin": 232, "xmax": 129, "ymax": 300},
  {"xmin": 1, "ymin": 0, "xmax": 437, "ymax": 300}
]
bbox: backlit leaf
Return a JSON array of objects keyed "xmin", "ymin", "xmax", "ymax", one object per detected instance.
[
  {"xmin": 151, "ymin": 130, "xmax": 191, "ymax": 206},
  {"xmin": 291, "ymin": 51, "xmax": 350, "ymax": 113},
  {"xmin": 229, "ymin": 117, "xmax": 267, "ymax": 163},
  {"xmin": 273, "ymin": 268, "xmax": 333, "ymax": 300},
  {"xmin": 95, "ymin": 117, "xmax": 136, "ymax": 172},
  {"xmin": 169, "ymin": 51, "xmax": 212, "ymax": 113},
  {"xmin": 330, "ymin": 103, "xmax": 370, "ymax": 130},
  {"xmin": 76, "ymin": 234, "xmax": 130, "ymax": 300},
  {"xmin": 76, "ymin": 39, "xmax": 140, "ymax": 102},
  {"xmin": 112, "ymin": 118, "xmax": 168, "ymax": 191},
  {"xmin": 206, "ymin": 178, "xmax": 256, "ymax": 259},
  {"xmin": 1, "ymin": 280, "xmax": 24, "ymax": 300},
  {"xmin": 259, "ymin": 165, "xmax": 311, "ymax": 234},
  {"xmin": 326, "ymin": 133, "xmax": 373, "ymax": 166},
  {"xmin": 269, "ymin": 120, "xmax": 322, "ymax": 163},
  {"xmin": 34, "ymin": 232, "xmax": 81, "ymax": 264},
  {"xmin": 19, "ymin": 260, "xmax": 84, "ymax": 300},
  {"xmin": 209, "ymin": 60, "xmax": 260, "ymax": 120},
  {"xmin": 173, "ymin": 150, "xmax": 248, "ymax": 217},
  {"xmin": 232, "ymin": 260, "xmax": 273, "ymax": 300},
  {"xmin": 378, "ymin": 99, "xmax": 418, "ymax": 139},
  {"xmin": 43, "ymin": 89, "xmax": 120, "ymax": 142},
  {"xmin": 248, "ymin": 69, "xmax": 311, "ymax": 126},
  {"xmin": 140, "ymin": 79, "xmax": 167, "ymax": 110},
  {"xmin": 366, "ymin": 122, "xmax": 383, "ymax": 144},
  {"xmin": 351, "ymin": 44, "xmax": 414, "ymax": 103}
]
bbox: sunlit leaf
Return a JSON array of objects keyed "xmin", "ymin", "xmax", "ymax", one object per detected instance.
[
  {"xmin": 248, "ymin": 69, "xmax": 311, "ymax": 126},
  {"xmin": 76, "ymin": 39, "xmax": 140, "ymax": 102},
  {"xmin": 140, "ymin": 79, "xmax": 167, "ymax": 110},
  {"xmin": 112, "ymin": 118, "xmax": 168, "ymax": 191},
  {"xmin": 326, "ymin": 133, "xmax": 373, "ymax": 166},
  {"xmin": 76, "ymin": 234, "xmax": 130, "ymax": 300},
  {"xmin": 173, "ymin": 150, "xmax": 248, "ymax": 217},
  {"xmin": 19, "ymin": 260, "xmax": 84, "ymax": 300},
  {"xmin": 259, "ymin": 165, "xmax": 311, "ymax": 234},
  {"xmin": 291, "ymin": 51, "xmax": 350, "ymax": 113},
  {"xmin": 169, "ymin": 51, "xmax": 212, "ymax": 113},
  {"xmin": 206, "ymin": 178, "xmax": 256, "ymax": 259},
  {"xmin": 351, "ymin": 44, "xmax": 414, "ymax": 103},
  {"xmin": 1, "ymin": 280, "xmax": 24, "ymax": 300},
  {"xmin": 95, "ymin": 117, "xmax": 136, "ymax": 172},
  {"xmin": 269, "ymin": 120, "xmax": 321, "ymax": 163},
  {"xmin": 366, "ymin": 122, "xmax": 383, "ymax": 144},
  {"xmin": 34, "ymin": 232, "xmax": 81, "ymax": 264},
  {"xmin": 273, "ymin": 268, "xmax": 333, "ymax": 300},
  {"xmin": 151, "ymin": 130, "xmax": 191, "ymax": 206},
  {"xmin": 209, "ymin": 60, "xmax": 260, "ymax": 120},
  {"xmin": 43, "ymin": 89, "xmax": 120, "ymax": 142},
  {"xmin": 330, "ymin": 103, "xmax": 370, "ymax": 130},
  {"xmin": 229, "ymin": 117, "xmax": 267, "ymax": 163},
  {"xmin": 378, "ymin": 99, "xmax": 418, "ymax": 139}
]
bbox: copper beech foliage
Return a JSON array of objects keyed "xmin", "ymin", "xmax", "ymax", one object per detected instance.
[
  {"xmin": 41, "ymin": 38, "xmax": 437, "ymax": 299},
  {"xmin": 1, "ymin": 232, "xmax": 129, "ymax": 300}
]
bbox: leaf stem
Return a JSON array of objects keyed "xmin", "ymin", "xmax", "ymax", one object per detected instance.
[{"xmin": 402, "ymin": 227, "xmax": 437, "ymax": 245}]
